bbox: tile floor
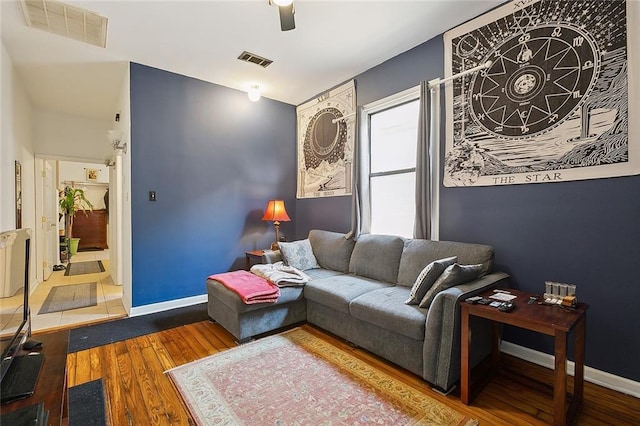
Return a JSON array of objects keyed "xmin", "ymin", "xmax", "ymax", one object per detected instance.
[{"xmin": 0, "ymin": 249, "xmax": 126, "ymax": 337}]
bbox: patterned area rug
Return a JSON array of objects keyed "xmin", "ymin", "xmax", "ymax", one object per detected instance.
[
  {"xmin": 65, "ymin": 260, "xmax": 105, "ymax": 276},
  {"xmin": 38, "ymin": 283, "xmax": 97, "ymax": 314},
  {"xmin": 167, "ymin": 328, "xmax": 477, "ymax": 425}
]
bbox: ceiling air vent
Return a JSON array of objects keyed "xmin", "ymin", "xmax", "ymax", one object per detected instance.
[
  {"xmin": 237, "ymin": 51, "xmax": 273, "ymax": 68},
  {"xmin": 20, "ymin": 0, "xmax": 108, "ymax": 48}
]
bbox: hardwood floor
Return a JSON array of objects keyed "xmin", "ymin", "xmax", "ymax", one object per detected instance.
[{"xmin": 66, "ymin": 321, "xmax": 640, "ymax": 425}]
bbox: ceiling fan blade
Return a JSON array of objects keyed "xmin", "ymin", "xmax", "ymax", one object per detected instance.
[{"xmin": 278, "ymin": 4, "xmax": 295, "ymax": 31}]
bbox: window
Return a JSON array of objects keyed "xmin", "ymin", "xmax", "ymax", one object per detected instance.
[{"xmin": 364, "ymin": 89, "xmax": 420, "ymax": 238}]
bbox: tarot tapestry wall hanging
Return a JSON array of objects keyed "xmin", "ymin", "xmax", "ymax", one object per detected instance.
[
  {"xmin": 296, "ymin": 80, "xmax": 355, "ymax": 198},
  {"xmin": 443, "ymin": 0, "xmax": 638, "ymax": 187}
]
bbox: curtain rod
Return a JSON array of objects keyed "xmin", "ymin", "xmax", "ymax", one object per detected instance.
[
  {"xmin": 332, "ymin": 61, "xmax": 491, "ymax": 124},
  {"xmin": 63, "ymin": 180, "xmax": 109, "ymax": 187},
  {"xmin": 428, "ymin": 61, "xmax": 492, "ymax": 88}
]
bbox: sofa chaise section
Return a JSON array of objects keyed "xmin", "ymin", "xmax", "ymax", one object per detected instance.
[{"xmin": 205, "ymin": 280, "xmax": 306, "ymax": 343}]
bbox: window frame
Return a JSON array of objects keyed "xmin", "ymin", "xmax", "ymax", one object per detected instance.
[{"xmin": 360, "ymin": 85, "xmax": 420, "ymax": 236}]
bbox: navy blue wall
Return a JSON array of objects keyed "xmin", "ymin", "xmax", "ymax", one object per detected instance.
[
  {"xmin": 296, "ymin": 35, "xmax": 640, "ymax": 381},
  {"xmin": 130, "ymin": 63, "xmax": 296, "ymax": 307},
  {"xmin": 441, "ymin": 176, "xmax": 640, "ymax": 382}
]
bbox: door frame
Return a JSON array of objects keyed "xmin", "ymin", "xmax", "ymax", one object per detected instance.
[
  {"xmin": 33, "ymin": 155, "xmax": 125, "ymax": 306},
  {"xmin": 34, "ymin": 158, "xmax": 59, "ymax": 284}
]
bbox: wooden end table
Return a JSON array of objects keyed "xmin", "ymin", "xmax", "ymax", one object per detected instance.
[
  {"xmin": 460, "ymin": 289, "xmax": 588, "ymax": 426},
  {"xmin": 245, "ymin": 250, "xmax": 265, "ymax": 270}
]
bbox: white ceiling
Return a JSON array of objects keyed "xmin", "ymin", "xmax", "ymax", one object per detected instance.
[{"xmin": 1, "ymin": 0, "xmax": 503, "ymax": 120}]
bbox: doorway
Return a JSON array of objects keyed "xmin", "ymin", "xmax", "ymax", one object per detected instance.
[{"xmin": 30, "ymin": 157, "xmax": 126, "ymax": 332}]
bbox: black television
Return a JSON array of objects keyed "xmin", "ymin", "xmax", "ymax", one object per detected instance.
[{"xmin": 0, "ymin": 228, "xmax": 43, "ymax": 404}]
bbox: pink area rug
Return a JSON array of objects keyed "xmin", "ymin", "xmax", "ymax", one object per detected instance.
[{"xmin": 166, "ymin": 328, "xmax": 477, "ymax": 425}]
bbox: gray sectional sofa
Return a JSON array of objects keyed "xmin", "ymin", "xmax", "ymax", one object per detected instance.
[{"xmin": 206, "ymin": 229, "xmax": 509, "ymax": 392}]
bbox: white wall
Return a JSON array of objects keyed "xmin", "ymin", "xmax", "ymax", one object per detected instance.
[
  {"xmin": 58, "ymin": 160, "xmax": 109, "ymax": 209},
  {"xmin": 33, "ymin": 108, "xmax": 112, "ymax": 162},
  {"xmin": 59, "ymin": 160, "xmax": 109, "ymax": 184},
  {"xmin": 122, "ymin": 67, "xmax": 132, "ymax": 308},
  {"xmin": 1, "ymin": 42, "xmax": 36, "ymax": 289},
  {"xmin": 1, "ymin": 43, "xmax": 13, "ymax": 230},
  {"xmin": 1, "ymin": 42, "xmax": 35, "ymax": 233},
  {"xmin": 111, "ymin": 64, "xmax": 131, "ymax": 305}
]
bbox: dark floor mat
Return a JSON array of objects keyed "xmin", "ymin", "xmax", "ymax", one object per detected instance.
[
  {"xmin": 64, "ymin": 260, "xmax": 105, "ymax": 276},
  {"xmin": 68, "ymin": 303, "xmax": 209, "ymax": 353},
  {"xmin": 38, "ymin": 282, "xmax": 97, "ymax": 314},
  {"xmin": 68, "ymin": 379, "xmax": 107, "ymax": 426}
]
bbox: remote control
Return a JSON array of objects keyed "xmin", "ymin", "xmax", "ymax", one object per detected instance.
[{"xmin": 23, "ymin": 339, "xmax": 43, "ymax": 350}]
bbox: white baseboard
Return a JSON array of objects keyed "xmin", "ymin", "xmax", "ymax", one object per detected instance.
[
  {"xmin": 30, "ymin": 278, "xmax": 42, "ymax": 294},
  {"xmin": 501, "ymin": 341, "xmax": 640, "ymax": 398},
  {"xmin": 129, "ymin": 294, "xmax": 207, "ymax": 317}
]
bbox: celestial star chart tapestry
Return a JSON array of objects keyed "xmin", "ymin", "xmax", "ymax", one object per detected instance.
[
  {"xmin": 443, "ymin": 0, "xmax": 638, "ymax": 187},
  {"xmin": 296, "ymin": 81, "xmax": 355, "ymax": 198}
]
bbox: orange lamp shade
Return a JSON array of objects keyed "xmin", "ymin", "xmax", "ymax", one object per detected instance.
[{"xmin": 261, "ymin": 200, "xmax": 290, "ymax": 222}]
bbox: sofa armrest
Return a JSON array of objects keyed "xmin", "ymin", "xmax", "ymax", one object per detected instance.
[
  {"xmin": 422, "ymin": 271, "xmax": 510, "ymax": 391},
  {"xmin": 261, "ymin": 249, "xmax": 283, "ymax": 264}
]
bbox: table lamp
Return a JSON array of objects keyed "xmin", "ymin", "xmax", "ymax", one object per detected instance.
[{"xmin": 262, "ymin": 200, "xmax": 290, "ymax": 250}]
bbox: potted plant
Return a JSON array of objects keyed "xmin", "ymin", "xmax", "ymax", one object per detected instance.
[{"xmin": 59, "ymin": 186, "xmax": 93, "ymax": 257}]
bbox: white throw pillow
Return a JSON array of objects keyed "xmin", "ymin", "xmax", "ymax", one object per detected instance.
[
  {"xmin": 418, "ymin": 263, "xmax": 483, "ymax": 309},
  {"xmin": 278, "ymin": 239, "xmax": 320, "ymax": 271},
  {"xmin": 405, "ymin": 256, "xmax": 457, "ymax": 305}
]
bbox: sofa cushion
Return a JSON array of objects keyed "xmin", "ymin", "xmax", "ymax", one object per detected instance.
[
  {"xmin": 349, "ymin": 234, "xmax": 405, "ymax": 283},
  {"xmin": 405, "ymin": 256, "xmax": 457, "ymax": 305},
  {"xmin": 305, "ymin": 268, "xmax": 345, "ymax": 280},
  {"xmin": 278, "ymin": 239, "xmax": 320, "ymax": 271},
  {"xmin": 397, "ymin": 239, "xmax": 494, "ymax": 287},
  {"xmin": 308, "ymin": 230, "xmax": 355, "ymax": 273},
  {"xmin": 206, "ymin": 278, "xmax": 304, "ymax": 313},
  {"xmin": 418, "ymin": 263, "xmax": 484, "ymax": 308},
  {"xmin": 350, "ymin": 287, "xmax": 427, "ymax": 341},
  {"xmin": 304, "ymin": 274, "xmax": 391, "ymax": 314}
]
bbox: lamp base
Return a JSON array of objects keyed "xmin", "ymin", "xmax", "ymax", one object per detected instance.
[{"xmin": 270, "ymin": 242, "xmax": 279, "ymax": 251}]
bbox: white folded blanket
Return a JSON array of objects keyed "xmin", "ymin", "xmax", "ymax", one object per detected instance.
[{"xmin": 250, "ymin": 262, "xmax": 311, "ymax": 287}]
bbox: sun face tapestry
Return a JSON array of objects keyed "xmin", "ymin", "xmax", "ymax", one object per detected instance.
[
  {"xmin": 443, "ymin": 0, "xmax": 638, "ymax": 187},
  {"xmin": 296, "ymin": 80, "xmax": 355, "ymax": 198}
]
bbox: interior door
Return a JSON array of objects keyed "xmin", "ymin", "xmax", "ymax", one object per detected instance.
[{"xmin": 42, "ymin": 160, "xmax": 57, "ymax": 279}]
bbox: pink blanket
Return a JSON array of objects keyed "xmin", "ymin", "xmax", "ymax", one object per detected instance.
[{"xmin": 208, "ymin": 270, "xmax": 280, "ymax": 304}]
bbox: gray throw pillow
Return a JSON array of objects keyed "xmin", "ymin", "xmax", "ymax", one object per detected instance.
[
  {"xmin": 278, "ymin": 239, "xmax": 320, "ymax": 271},
  {"xmin": 418, "ymin": 263, "xmax": 483, "ymax": 309},
  {"xmin": 405, "ymin": 256, "xmax": 457, "ymax": 305}
]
